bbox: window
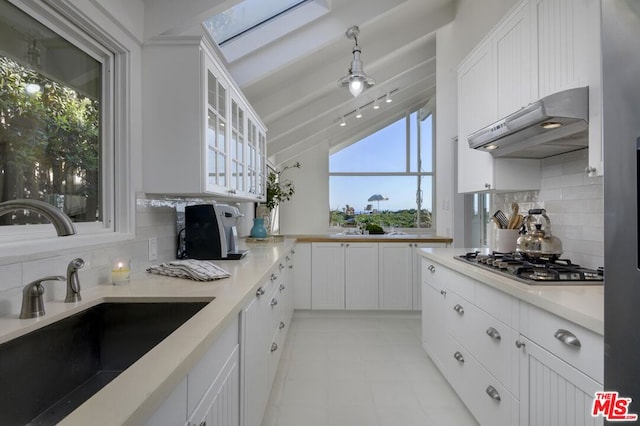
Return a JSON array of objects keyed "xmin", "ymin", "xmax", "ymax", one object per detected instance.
[
  {"xmin": 329, "ymin": 104, "xmax": 435, "ymax": 230},
  {"xmin": 203, "ymin": 0, "xmax": 308, "ymax": 44},
  {"xmin": 0, "ymin": 0, "xmax": 118, "ymax": 240}
]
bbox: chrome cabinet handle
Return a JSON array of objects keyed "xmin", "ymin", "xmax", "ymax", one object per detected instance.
[
  {"xmin": 453, "ymin": 351, "xmax": 465, "ymax": 363},
  {"xmin": 286, "ymin": 256, "xmax": 291, "ymax": 261},
  {"xmin": 554, "ymin": 329, "xmax": 581, "ymax": 348},
  {"xmin": 486, "ymin": 327, "xmax": 501, "ymax": 341},
  {"xmin": 484, "ymin": 183, "xmax": 491, "ymax": 189},
  {"xmin": 486, "ymin": 385, "xmax": 501, "ymax": 402},
  {"xmin": 291, "ymin": 249, "xmax": 295, "ymax": 254},
  {"xmin": 279, "ymin": 321, "xmax": 285, "ymax": 330},
  {"xmin": 270, "ymin": 273, "xmax": 277, "ymax": 281},
  {"xmin": 279, "ymin": 263, "xmax": 285, "ymax": 271},
  {"xmin": 288, "ymin": 265, "xmax": 293, "ymax": 269},
  {"xmin": 271, "ymin": 342, "xmax": 278, "ymax": 352},
  {"xmin": 453, "ymin": 304, "xmax": 464, "ymax": 315},
  {"xmin": 256, "ymin": 287, "xmax": 265, "ymax": 296},
  {"xmin": 515, "ymin": 340, "xmax": 526, "ymax": 349},
  {"xmin": 585, "ymin": 166, "xmax": 597, "ymax": 175},
  {"xmin": 440, "ymin": 290, "xmax": 447, "ymax": 296},
  {"xmin": 279, "ymin": 283, "xmax": 285, "ymax": 291},
  {"xmin": 427, "ymin": 264, "xmax": 436, "ymax": 273},
  {"xmin": 271, "ymin": 298, "xmax": 278, "ymax": 307}
]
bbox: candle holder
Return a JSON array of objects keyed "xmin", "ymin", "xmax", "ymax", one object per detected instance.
[{"xmin": 111, "ymin": 259, "xmax": 131, "ymax": 285}]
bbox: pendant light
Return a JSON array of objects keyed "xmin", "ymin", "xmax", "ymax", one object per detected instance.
[{"xmin": 337, "ymin": 26, "xmax": 375, "ymax": 97}]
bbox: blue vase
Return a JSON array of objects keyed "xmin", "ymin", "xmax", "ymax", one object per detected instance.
[{"xmin": 250, "ymin": 217, "xmax": 268, "ymax": 238}]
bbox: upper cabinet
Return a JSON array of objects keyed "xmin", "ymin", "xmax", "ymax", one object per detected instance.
[
  {"xmin": 142, "ymin": 36, "xmax": 267, "ymax": 200},
  {"xmin": 457, "ymin": 0, "xmax": 602, "ymax": 193}
]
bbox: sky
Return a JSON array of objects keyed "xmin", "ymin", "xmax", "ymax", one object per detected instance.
[{"xmin": 329, "ymin": 113, "xmax": 433, "ymax": 212}]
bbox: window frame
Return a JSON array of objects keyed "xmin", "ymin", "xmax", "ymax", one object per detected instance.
[
  {"xmin": 0, "ymin": 0, "xmax": 134, "ymax": 258},
  {"xmin": 329, "ymin": 101, "xmax": 436, "ymax": 231}
]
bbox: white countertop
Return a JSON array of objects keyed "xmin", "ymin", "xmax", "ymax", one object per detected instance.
[
  {"xmin": 418, "ymin": 248, "xmax": 604, "ymax": 335},
  {"xmin": 0, "ymin": 239, "xmax": 295, "ymax": 426}
]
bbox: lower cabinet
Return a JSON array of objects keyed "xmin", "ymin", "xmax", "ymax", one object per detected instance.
[
  {"xmin": 311, "ymin": 242, "xmax": 378, "ymax": 309},
  {"xmin": 421, "ymin": 257, "xmax": 604, "ymax": 426},
  {"xmin": 241, "ymin": 256, "xmax": 294, "ymax": 426},
  {"xmin": 145, "ymin": 315, "xmax": 240, "ymax": 426},
  {"xmin": 311, "ymin": 241, "xmax": 447, "ymax": 310},
  {"xmin": 518, "ymin": 336, "xmax": 602, "ymax": 426}
]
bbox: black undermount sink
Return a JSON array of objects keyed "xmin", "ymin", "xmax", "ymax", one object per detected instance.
[{"xmin": 0, "ymin": 301, "xmax": 210, "ymax": 425}]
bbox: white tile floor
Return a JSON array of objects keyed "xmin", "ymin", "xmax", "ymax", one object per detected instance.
[{"xmin": 261, "ymin": 311, "xmax": 479, "ymax": 426}]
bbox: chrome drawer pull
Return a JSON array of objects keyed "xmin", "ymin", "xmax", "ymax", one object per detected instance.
[
  {"xmin": 440, "ymin": 290, "xmax": 447, "ymax": 296},
  {"xmin": 271, "ymin": 298, "xmax": 278, "ymax": 307},
  {"xmin": 279, "ymin": 283, "xmax": 285, "ymax": 291},
  {"xmin": 486, "ymin": 385, "xmax": 501, "ymax": 402},
  {"xmin": 453, "ymin": 351, "xmax": 465, "ymax": 363},
  {"xmin": 554, "ymin": 329, "xmax": 581, "ymax": 348},
  {"xmin": 286, "ymin": 256, "xmax": 291, "ymax": 261},
  {"xmin": 279, "ymin": 263, "xmax": 285, "ymax": 271},
  {"xmin": 515, "ymin": 340, "xmax": 526, "ymax": 349},
  {"xmin": 271, "ymin": 342, "xmax": 278, "ymax": 352},
  {"xmin": 270, "ymin": 273, "xmax": 277, "ymax": 281},
  {"xmin": 485, "ymin": 327, "xmax": 501, "ymax": 341},
  {"xmin": 288, "ymin": 265, "xmax": 293, "ymax": 269},
  {"xmin": 453, "ymin": 304, "xmax": 464, "ymax": 315},
  {"xmin": 279, "ymin": 321, "xmax": 285, "ymax": 330},
  {"xmin": 427, "ymin": 264, "xmax": 436, "ymax": 273},
  {"xmin": 256, "ymin": 287, "xmax": 265, "ymax": 296}
]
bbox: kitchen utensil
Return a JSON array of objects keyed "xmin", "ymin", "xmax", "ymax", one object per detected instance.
[
  {"xmin": 492, "ymin": 210, "xmax": 509, "ymax": 229},
  {"xmin": 515, "ymin": 209, "xmax": 563, "ymax": 259},
  {"xmin": 507, "ymin": 203, "xmax": 520, "ymax": 229}
]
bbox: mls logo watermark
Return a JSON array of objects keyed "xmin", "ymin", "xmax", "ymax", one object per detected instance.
[{"xmin": 592, "ymin": 392, "xmax": 638, "ymax": 422}]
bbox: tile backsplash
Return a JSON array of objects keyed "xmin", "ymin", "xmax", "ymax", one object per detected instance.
[
  {"xmin": 0, "ymin": 193, "xmax": 255, "ymax": 317},
  {"xmin": 493, "ymin": 149, "xmax": 603, "ymax": 269}
]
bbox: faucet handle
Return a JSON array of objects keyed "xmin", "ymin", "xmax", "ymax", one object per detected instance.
[{"xmin": 20, "ymin": 276, "xmax": 65, "ymax": 319}]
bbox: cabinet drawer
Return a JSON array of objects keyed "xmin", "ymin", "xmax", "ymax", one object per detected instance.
[
  {"xmin": 422, "ymin": 260, "xmax": 476, "ymax": 301},
  {"xmin": 521, "ymin": 303, "xmax": 603, "ymax": 383},
  {"xmin": 446, "ymin": 291, "xmax": 519, "ymax": 396},
  {"xmin": 475, "ymin": 282, "xmax": 519, "ymax": 329},
  {"xmin": 445, "ymin": 336, "xmax": 519, "ymax": 426}
]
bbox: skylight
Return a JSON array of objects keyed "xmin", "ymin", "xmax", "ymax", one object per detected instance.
[{"xmin": 204, "ymin": 0, "xmax": 308, "ymax": 45}]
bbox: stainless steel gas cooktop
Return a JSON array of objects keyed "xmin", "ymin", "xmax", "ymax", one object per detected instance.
[{"xmin": 454, "ymin": 251, "xmax": 604, "ymax": 285}]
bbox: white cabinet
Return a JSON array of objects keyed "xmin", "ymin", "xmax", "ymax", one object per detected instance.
[
  {"xmin": 241, "ymin": 256, "xmax": 294, "ymax": 426},
  {"xmin": 311, "ymin": 242, "xmax": 378, "ymax": 309},
  {"xmin": 345, "ymin": 243, "xmax": 379, "ymax": 309},
  {"xmin": 379, "ymin": 243, "xmax": 413, "ymax": 310},
  {"xmin": 518, "ymin": 336, "xmax": 602, "ymax": 426},
  {"xmin": 293, "ymin": 243, "xmax": 312, "ymax": 309},
  {"xmin": 421, "ymin": 260, "xmax": 448, "ymax": 371},
  {"xmin": 518, "ymin": 302, "xmax": 603, "ymax": 425},
  {"xmin": 142, "ymin": 36, "xmax": 266, "ymax": 199},
  {"xmin": 146, "ymin": 314, "xmax": 240, "ymax": 426},
  {"xmin": 420, "ymin": 255, "xmax": 604, "ymax": 426},
  {"xmin": 311, "ymin": 243, "xmax": 346, "ymax": 309},
  {"xmin": 456, "ymin": 0, "xmax": 605, "ymax": 192},
  {"xmin": 457, "ymin": 34, "xmax": 540, "ymax": 194}
]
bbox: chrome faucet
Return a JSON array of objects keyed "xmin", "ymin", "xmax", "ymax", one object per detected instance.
[
  {"xmin": 19, "ymin": 258, "xmax": 85, "ymax": 318},
  {"xmin": 0, "ymin": 199, "xmax": 76, "ymax": 236},
  {"xmin": 65, "ymin": 258, "xmax": 85, "ymax": 303},
  {"xmin": 19, "ymin": 276, "xmax": 66, "ymax": 319}
]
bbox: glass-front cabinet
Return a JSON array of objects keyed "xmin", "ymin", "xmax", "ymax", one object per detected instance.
[
  {"xmin": 206, "ymin": 67, "xmax": 228, "ymax": 193},
  {"xmin": 141, "ymin": 35, "xmax": 266, "ymax": 201}
]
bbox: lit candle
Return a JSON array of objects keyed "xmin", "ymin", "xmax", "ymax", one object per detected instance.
[{"xmin": 111, "ymin": 259, "xmax": 130, "ymax": 285}]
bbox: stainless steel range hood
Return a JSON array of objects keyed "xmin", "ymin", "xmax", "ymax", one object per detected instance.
[{"xmin": 467, "ymin": 86, "xmax": 589, "ymax": 159}]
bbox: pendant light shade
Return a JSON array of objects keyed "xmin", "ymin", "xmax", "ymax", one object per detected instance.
[{"xmin": 337, "ymin": 26, "xmax": 375, "ymax": 97}]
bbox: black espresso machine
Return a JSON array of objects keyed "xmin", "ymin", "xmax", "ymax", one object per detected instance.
[{"xmin": 181, "ymin": 204, "xmax": 247, "ymax": 260}]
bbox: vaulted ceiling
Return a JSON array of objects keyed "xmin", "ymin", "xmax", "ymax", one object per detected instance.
[{"xmin": 143, "ymin": 0, "xmax": 457, "ymax": 164}]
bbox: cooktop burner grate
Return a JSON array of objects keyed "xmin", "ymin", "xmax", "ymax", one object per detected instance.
[{"xmin": 454, "ymin": 251, "xmax": 603, "ymax": 285}]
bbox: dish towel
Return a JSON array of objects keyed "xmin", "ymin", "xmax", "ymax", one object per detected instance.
[{"xmin": 147, "ymin": 259, "xmax": 231, "ymax": 281}]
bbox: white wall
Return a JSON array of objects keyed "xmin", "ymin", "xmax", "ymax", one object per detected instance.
[{"xmin": 278, "ymin": 142, "xmax": 330, "ymax": 235}]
